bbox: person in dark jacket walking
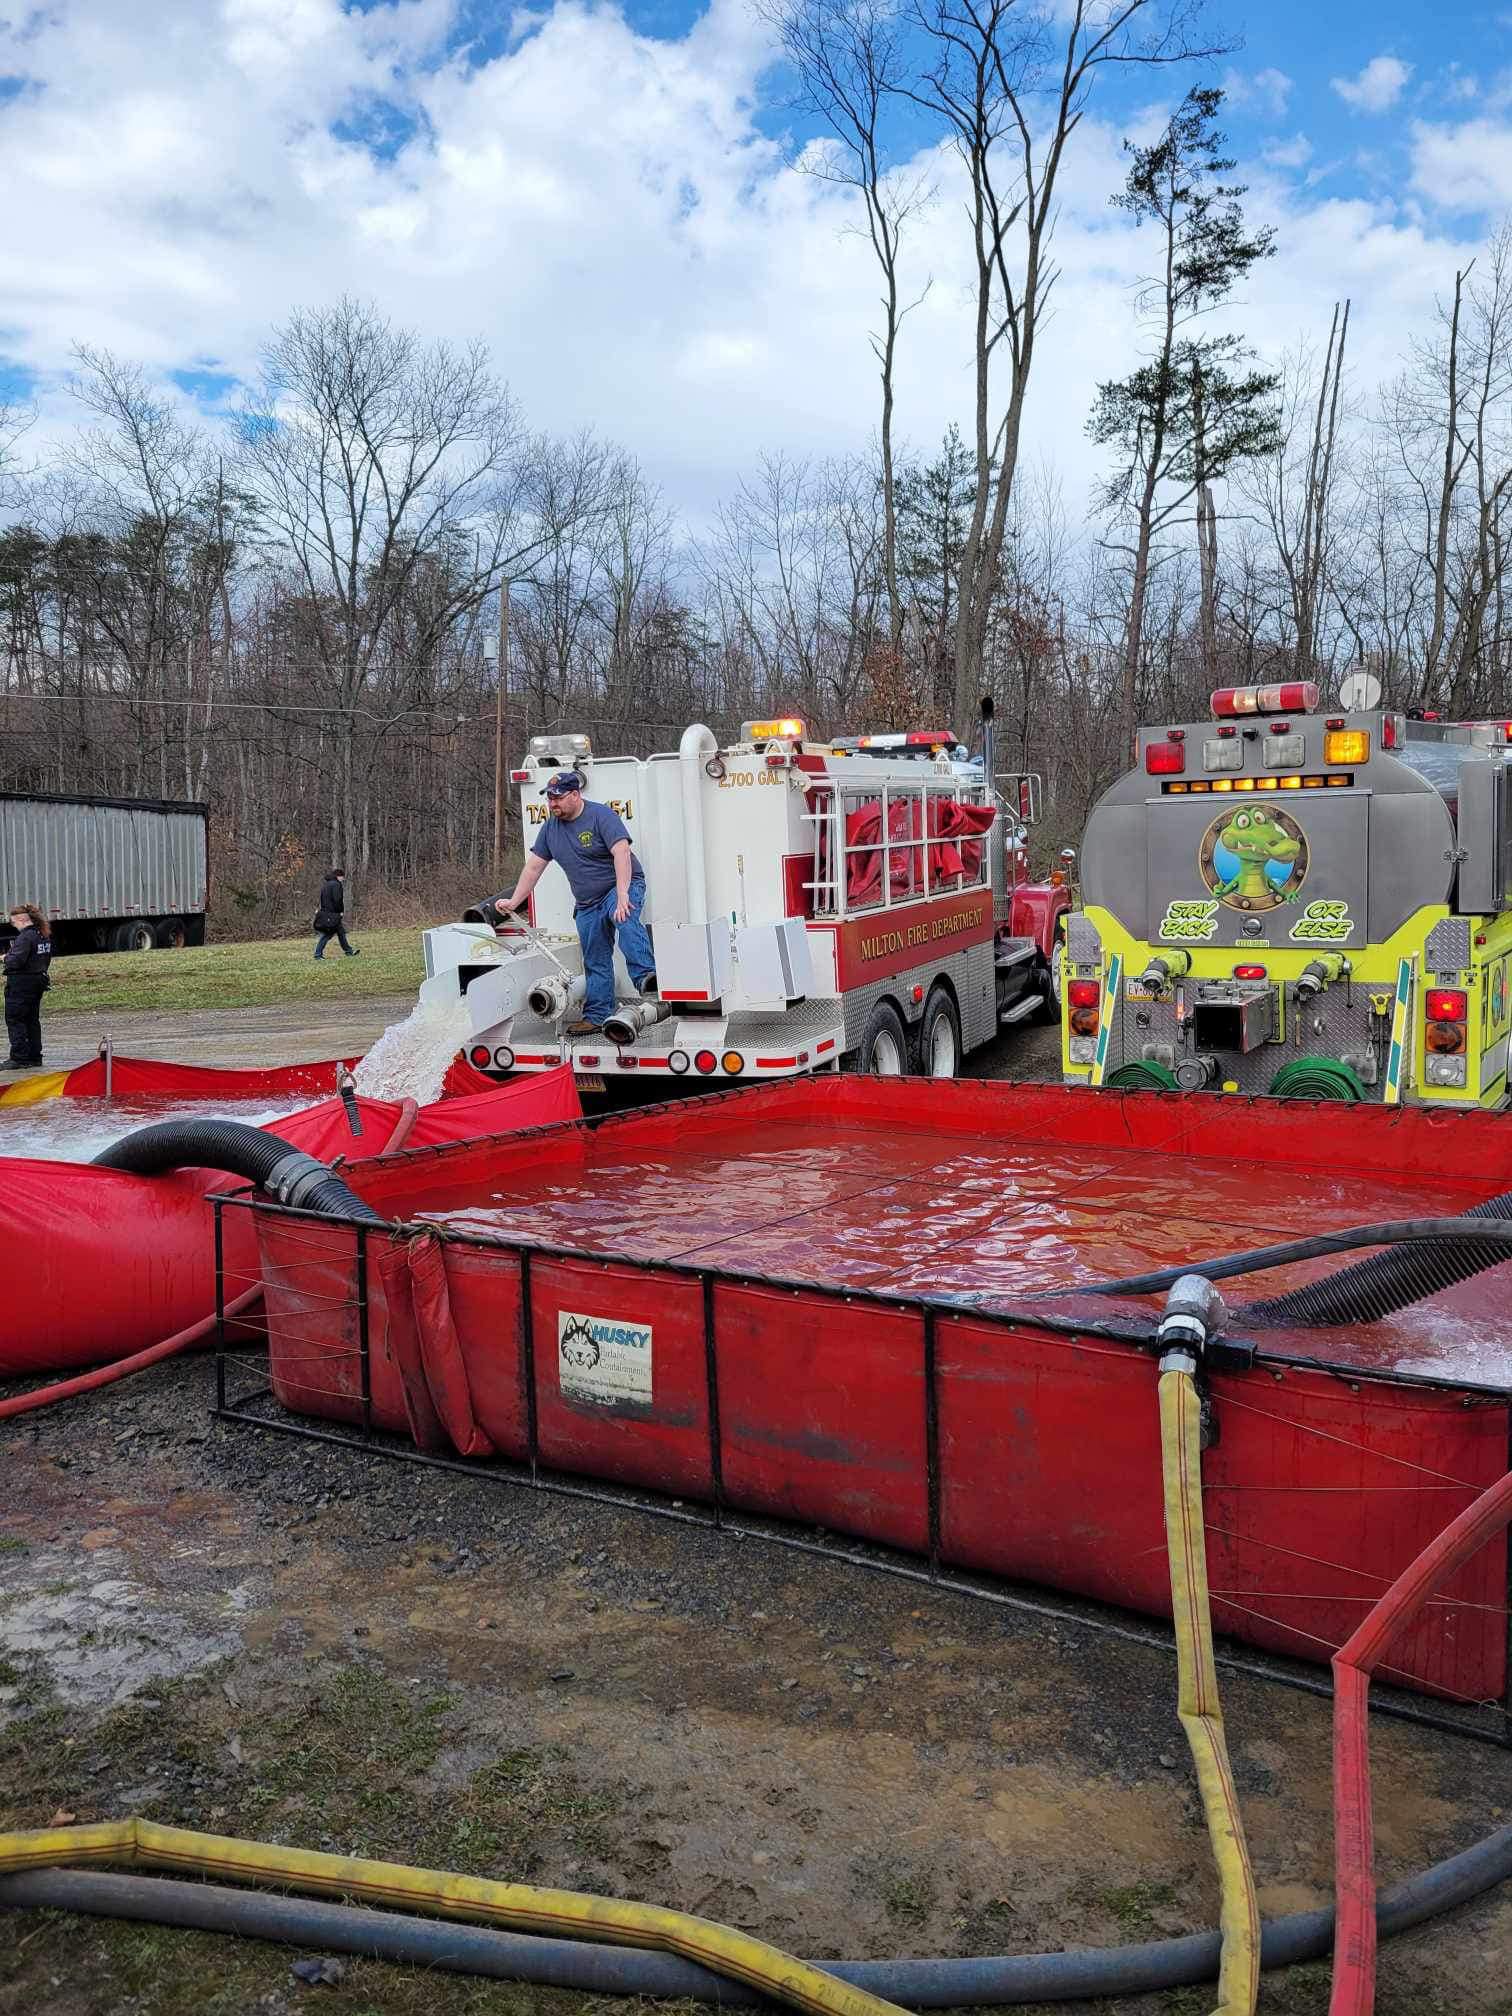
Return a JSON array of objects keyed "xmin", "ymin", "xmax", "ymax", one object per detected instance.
[
  {"xmin": 4, "ymin": 903, "xmax": 53, "ymax": 1068},
  {"xmin": 313, "ymin": 869, "xmax": 359, "ymax": 960}
]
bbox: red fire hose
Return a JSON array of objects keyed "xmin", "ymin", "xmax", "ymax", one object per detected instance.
[
  {"xmin": 1330, "ymin": 1466, "xmax": 1512, "ymax": 2015},
  {"xmin": 0, "ymin": 1098, "xmax": 419, "ymax": 1423}
]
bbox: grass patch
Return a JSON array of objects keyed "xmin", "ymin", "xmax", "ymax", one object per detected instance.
[
  {"xmin": 852, "ymin": 1855, "xmax": 938, "ymax": 1928},
  {"xmin": 233, "ymin": 1663, "xmax": 451, "ymax": 1846},
  {"xmin": 0, "ymin": 1537, "xmax": 27, "ymax": 1554},
  {"xmin": 429, "ymin": 1746, "xmax": 630, "ymax": 1879},
  {"xmin": 0, "ymin": 1661, "xmax": 659, "ymax": 2016},
  {"xmin": 47, "ymin": 928, "xmax": 425, "ymax": 1017},
  {"xmin": 1081, "ymin": 1877, "xmax": 1180, "ymax": 1934}
]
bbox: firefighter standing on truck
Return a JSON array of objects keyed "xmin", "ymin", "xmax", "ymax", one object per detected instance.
[{"xmin": 493, "ymin": 770, "xmax": 657, "ymax": 1036}]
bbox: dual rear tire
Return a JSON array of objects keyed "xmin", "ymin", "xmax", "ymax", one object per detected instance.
[
  {"xmin": 852, "ymin": 988, "xmax": 962, "ymax": 1080},
  {"xmin": 108, "ymin": 917, "xmax": 189, "ymax": 953}
]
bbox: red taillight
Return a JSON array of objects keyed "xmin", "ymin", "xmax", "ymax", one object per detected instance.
[
  {"xmin": 694, "ymin": 1049, "xmax": 718, "ymax": 1074},
  {"xmin": 1068, "ymin": 980, "xmax": 1101, "ymax": 1008},
  {"xmin": 1382, "ymin": 715, "xmax": 1399, "ymax": 749},
  {"xmin": 1145, "ymin": 739, "xmax": 1185, "ymax": 775},
  {"xmin": 468, "ymin": 1046, "xmax": 492, "ymax": 1068},
  {"xmin": 1426, "ymin": 989, "xmax": 1468, "ymax": 1022},
  {"xmin": 1211, "ymin": 682, "xmax": 1319, "ymax": 718},
  {"xmin": 1234, "ymin": 964, "xmax": 1267, "ymax": 980},
  {"xmin": 1267, "ymin": 721, "xmax": 1291, "ymax": 735}
]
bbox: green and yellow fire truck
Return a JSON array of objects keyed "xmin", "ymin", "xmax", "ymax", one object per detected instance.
[{"xmin": 1061, "ymin": 683, "xmax": 1512, "ymax": 1106}]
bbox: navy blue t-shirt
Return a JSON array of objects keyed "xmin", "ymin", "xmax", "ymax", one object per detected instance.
[{"xmin": 531, "ymin": 800, "xmax": 642, "ymax": 906}]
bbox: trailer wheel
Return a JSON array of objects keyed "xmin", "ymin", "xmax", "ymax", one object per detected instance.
[
  {"xmin": 111, "ymin": 921, "xmax": 157, "ymax": 953},
  {"xmin": 853, "ymin": 1000, "xmax": 909, "ymax": 1076},
  {"xmin": 155, "ymin": 917, "xmax": 188, "ymax": 949},
  {"xmin": 918, "ymin": 987, "xmax": 962, "ymax": 1079}
]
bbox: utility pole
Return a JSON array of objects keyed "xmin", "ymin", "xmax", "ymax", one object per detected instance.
[{"xmin": 492, "ymin": 579, "xmax": 510, "ymax": 875}]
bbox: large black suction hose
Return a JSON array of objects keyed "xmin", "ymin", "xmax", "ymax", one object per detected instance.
[
  {"xmin": 1246, "ymin": 1185, "xmax": 1512, "ymax": 1328},
  {"xmin": 91, "ymin": 1120, "xmax": 387, "ymax": 1227},
  {"xmin": 4, "ymin": 1815, "xmax": 1512, "ymax": 2004}
]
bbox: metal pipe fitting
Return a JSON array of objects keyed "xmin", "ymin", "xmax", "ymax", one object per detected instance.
[
  {"xmin": 527, "ymin": 973, "xmax": 585, "ymax": 1020},
  {"xmin": 602, "ymin": 1000, "xmax": 672, "ymax": 1047}
]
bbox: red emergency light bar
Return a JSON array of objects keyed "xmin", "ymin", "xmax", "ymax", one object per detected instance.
[
  {"xmin": 857, "ymin": 730, "xmax": 958, "ymax": 748},
  {"xmin": 1210, "ymin": 682, "xmax": 1320, "ymax": 720}
]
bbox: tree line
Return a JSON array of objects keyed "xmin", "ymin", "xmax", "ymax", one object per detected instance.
[{"xmin": 0, "ymin": 33, "xmax": 1510, "ymax": 919}]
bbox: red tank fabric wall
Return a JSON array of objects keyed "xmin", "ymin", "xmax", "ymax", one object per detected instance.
[
  {"xmin": 257, "ymin": 1208, "xmax": 1511, "ymax": 1704},
  {"xmin": 59, "ymin": 1055, "xmax": 360, "ymax": 1100}
]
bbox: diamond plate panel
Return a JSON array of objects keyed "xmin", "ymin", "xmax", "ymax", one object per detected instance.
[
  {"xmin": 1067, "ymin": 913, "xmax": 1101, "ymax": 964},
  {"xmin": 1426, "ymin": 917, "xmax": 1472, "ymax": 974}
]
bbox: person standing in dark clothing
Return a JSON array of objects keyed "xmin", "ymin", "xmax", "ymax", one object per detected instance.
[
  {"xmin": 4, "ymin": 903, "xmax": 53, "ymax": 1068},
  {"xmin": 313, "ymin": 868, "xmax": 359, "ymax": 959}
]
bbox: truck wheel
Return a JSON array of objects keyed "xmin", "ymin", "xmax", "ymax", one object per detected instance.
[
  {"xmin": 918, "ymin": 987, "xmax": 962, "ymax": 1078},
  {"xmin": 111, "ymin": 921, "xmax": 157, "ymax": 953},
  {"xmin": 853, "ymin": 1000, "xmax": 909, "ymax": 1076},
  {"xmin": 1034, "ymin": 950, "xmax": 1063, "ymax": 1023},
  {"xmin": 155, "ymin": 917, "xmax": 188, "ymax": 949}
]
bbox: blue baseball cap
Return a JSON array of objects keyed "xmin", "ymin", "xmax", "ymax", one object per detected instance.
[{"xmin": 545, "ymin": 770, "xmax": 583, "ymax": 796}]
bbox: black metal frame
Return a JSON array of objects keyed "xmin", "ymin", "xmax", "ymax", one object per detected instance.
[{"xmin": 211, "ymin": 1189, "xmax": 1512, "ymax": 1751}]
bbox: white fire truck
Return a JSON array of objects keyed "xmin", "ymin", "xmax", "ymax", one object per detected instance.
[{"xmin": 421, "ymin": 716, "xmax": 1068, "ymax": 1088}]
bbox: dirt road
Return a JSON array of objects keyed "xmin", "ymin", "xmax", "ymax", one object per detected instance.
[{"xmin": 2, "ymin": 1008, "xmax": 1506, "ymax": 2015}]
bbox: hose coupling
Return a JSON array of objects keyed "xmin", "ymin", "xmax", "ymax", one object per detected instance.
[
  {"xmin": 1139, "ymin": 950, "xmax": 1192, "ymax": 996},
  {"xmin": 1156, "ymin": 1272, "xmax": 1227, "ymax": 1372},
  {"xmin": 1295, "ymin": 952, "xmax": 1348, "ymax": 1004}
]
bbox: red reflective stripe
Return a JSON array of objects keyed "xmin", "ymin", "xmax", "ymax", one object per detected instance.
[
  {"xmin": 637, "ymin": 1057, "xmax": 672, "ymax": 1069},
  {"xmin": 816, "ymin": 1038, "xmax": 835, "ymax": 1054},
  {"xmin": 661, "ymin": 989, "xmax": 709, "ymax": 1001},
  {"xmin": 511, "ymin": 1053, "xmax": 553, "ymax": 1065},
  {"xmin": 756, "ymin": 1057, "xmax": 798, "ymax": 1069}
]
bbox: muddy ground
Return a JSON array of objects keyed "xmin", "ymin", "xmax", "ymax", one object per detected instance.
[{"xmin": 4, "ymin": 1013, "xmax": 1511, "ymax": 2016}]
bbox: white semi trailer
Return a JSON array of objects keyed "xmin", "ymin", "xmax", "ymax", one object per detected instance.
[{"xmin": 0, "ymin": 790, "xmax": 209, "ymax": 953}]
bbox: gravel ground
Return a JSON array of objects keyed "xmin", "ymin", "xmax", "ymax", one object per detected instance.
[{"xmin": 3, "ymin": 1011, "xmax": 1509, "ymax": 2016}]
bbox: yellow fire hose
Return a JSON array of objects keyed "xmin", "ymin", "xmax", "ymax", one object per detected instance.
[
  {"xmin": 0, "ymin": 1817, "xmax": 906, "ymax": 2016},
  {"xmin": 1159, "ymin": 1360, "xmax": 1261, "ymax": 2016}
]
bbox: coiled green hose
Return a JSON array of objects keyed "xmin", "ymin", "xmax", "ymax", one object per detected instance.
[
  {"xmin": 1267, "ymin": 1058, "xmax": 1365, "ymax": 1102},
  {"xmin": 1105, "ymin": 1061, "xmax": 1179, "ymax": 1092}
]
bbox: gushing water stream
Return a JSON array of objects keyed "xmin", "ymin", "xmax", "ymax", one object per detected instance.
[{"xmin": 351, "ymin": 990, "xmax": 472, "ymax": 1107}]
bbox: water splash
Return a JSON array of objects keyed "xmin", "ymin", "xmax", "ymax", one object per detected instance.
[
  {"xmin": 0, "ymin": 1095, "xmax": 303, "ymax": 1165},
  {"xmin": 352, "ymin": 989, "xmax": 472, "ymax": 1106}
]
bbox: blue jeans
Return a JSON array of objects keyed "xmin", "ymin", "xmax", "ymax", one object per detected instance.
[{"xmin": 576, "ymin": 876, "xmax": 654, "ymax": 1024}]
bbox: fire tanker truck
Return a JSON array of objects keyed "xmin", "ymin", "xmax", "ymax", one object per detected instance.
[
  {"xmin": 422, "ymin": 714, "xmax": 1068, "ymax": 1089},
  {"xmin": 1061, "ymin": 681, "xmax": 1512, "ymax": 1106}
]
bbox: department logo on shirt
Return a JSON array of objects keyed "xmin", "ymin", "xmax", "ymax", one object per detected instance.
[{"xmin": 578, "ymin": 829, "xmax": 595, "ymax": 847}]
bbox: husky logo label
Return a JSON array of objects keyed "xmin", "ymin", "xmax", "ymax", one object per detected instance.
[{"xmin": 557, "ymin": 1307, "xmax": 653, "ymax": 1408}]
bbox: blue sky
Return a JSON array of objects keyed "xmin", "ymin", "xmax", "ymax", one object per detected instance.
[{"xmin": 0, "ymin": 0, "xmax": 1508, "ymax": 517}]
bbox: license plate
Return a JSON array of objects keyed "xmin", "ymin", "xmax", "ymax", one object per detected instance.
[{"xmin": 575, "ymin": 1074, "xmax": 606, "ymax": 1093}]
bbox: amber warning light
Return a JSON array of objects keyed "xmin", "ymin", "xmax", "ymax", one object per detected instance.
[
  {"xmin": 741, "ymin": 717, "xmax": 805, "ymax": 742},
  {"xmin": 1210, "ymin": 683, "xmax": 1320, "ymax": 719}
]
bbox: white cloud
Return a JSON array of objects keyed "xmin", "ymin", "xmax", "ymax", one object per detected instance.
[
  {"xmin": 1262, "ymin": 132, "xmax": 1314, "ymax": 170},
  {"xmin": 1222, "ymin": 67, "xmax": 1293, "ymax": 120},
  {"xmin": 1412, "ymin": 115, "xmax": 1512, "ymax": 210},
  {"xmin": 0, "ymin": 0, "xmax": 1491, "ymax": 528},
  {"xmin": 1332, "ymin": 55, "xmax": 1413, "ymax": 114}
]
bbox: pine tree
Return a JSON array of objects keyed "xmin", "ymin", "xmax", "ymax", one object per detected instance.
[{"xmin": 1088, "ymin": 87, "xmax": 1281, "ymax": 722}]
